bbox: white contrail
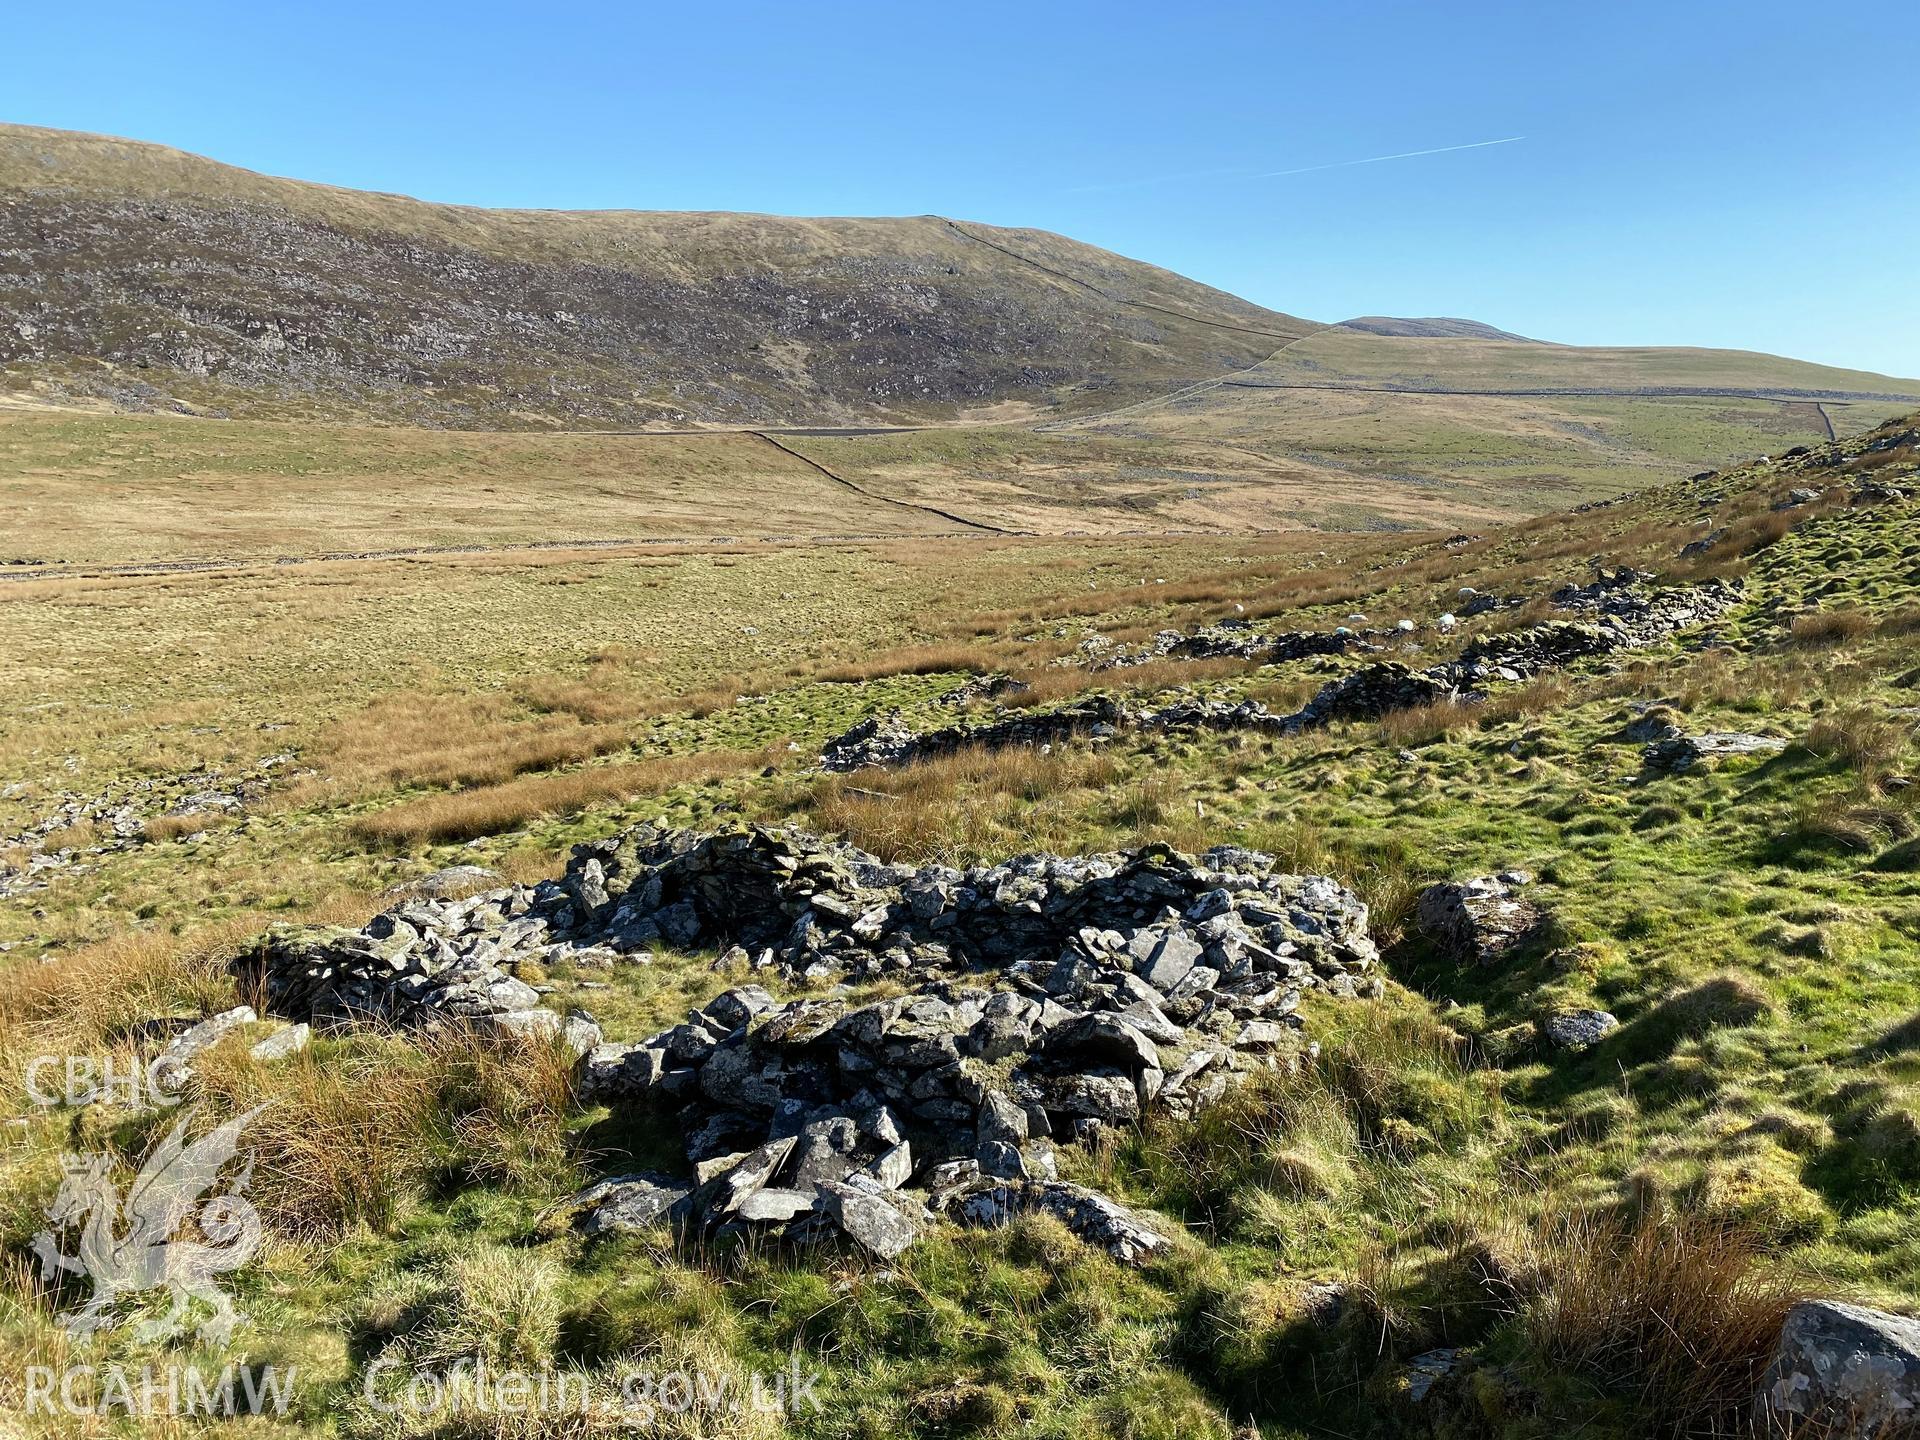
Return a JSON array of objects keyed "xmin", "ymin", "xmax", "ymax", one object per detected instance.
[
  {"xmin": 1255, "ymin": 135, "xmax": 1526, "ymax": 178},
  {"xmin": 1067, "ymin": 135, "xmax": 1525, "ymax": 194}
]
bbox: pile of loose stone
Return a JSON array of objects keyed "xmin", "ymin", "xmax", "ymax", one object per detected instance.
[
  {"xmin": 558, "ymin": 821, "xmax": 1378, "ymax": 991},
  {"xmin": 239, "ymin": 887, "xmax": 606, "ymax": 1055},
  {"xmin": 240, "ymin": 823, "xmax": 1382, "ymax": 1262},
  {"xmin": 819, "ymin": 574, "xmax": 1745, "ymax": 773},
  {"xmin": 568, "ymin": 825, "xmax": 1377, "ymax": 1259}
]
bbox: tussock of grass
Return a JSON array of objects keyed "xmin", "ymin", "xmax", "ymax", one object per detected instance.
[
  {"xmin": 190, "ymin": 1027, "xmax": 578, "ymax": 1238},
  {"xmin": 140, "ymin": 812, "xmax": 214, "ymax": 843},
  {"xmin": 1790, "ymin": 608, "xmax": 1875, "ymax": 647},
  {"xmin": 1376, "ymin": 697, "xmax": 1480, "ymax": 747},
  {"xmin": 1513, "ymin": 1213, "xmax": 1806, "ymax": 1434}
]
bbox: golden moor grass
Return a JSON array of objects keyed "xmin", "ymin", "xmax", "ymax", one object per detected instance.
[
  {"xmin": 812, "ymin": 643, "xmax": 987, "ymax": 684},
  {"xmin": 313, "ymin": 692, "xmax": 628, "ymax": 792},
  {"xmin": 351, "ymin": 749, "xmax": 763, "ymax": 846},
  {"xmin": 1376, "ymin": 698, "xmax": 1481, "ymax": 748},
  {"xmin": 0, "ymin": 922, "xmax": 242, "ymax": 1069},
  {"xmin": 191, "ymin": 1027, "xmax": 578, "ymax": 1238},
  {"xmin": 800, "ymin": 746, "xmax": 1125, "ymax": 864},
  {"xmin": 1789, "ymin": 608, "xmax": 1875, "ymax": 647},
  {"xmin": 1805, "ymin": 706, "xmax": 1911, "ymax": 778},
  {"xmin": 140, "ymin": 812, "xmax": 213, "ymax": 843}
]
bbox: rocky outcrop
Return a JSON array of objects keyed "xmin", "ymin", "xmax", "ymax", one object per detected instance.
[
  {"xmin": 1760, "ymin": 1299, "xmax": 1920, "ymax": 1437},
  {"xmin": 1454, "ymin": 621, "xmax": 1613, "ymax": 682},
  {"xmin": 937, "ymin": 673, "xmax": 1031, "ymax": 707},
  {"xmin": 1415, "ymin": 873, "xmax": 1544, "ymax": 965}
]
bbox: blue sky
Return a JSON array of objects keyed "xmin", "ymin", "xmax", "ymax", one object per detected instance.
[{"xmin": 11, "ymin": 1, "xmax": 1918, "ymax": 376}]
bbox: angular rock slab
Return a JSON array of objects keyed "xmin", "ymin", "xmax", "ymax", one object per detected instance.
[
  {"xmin": 151, "ymin": 1005, "xmax": 257, "ymax": 1090},
  {"xmin": 565, "ymin": 1173, "xmax": 694, "ymax": 1237},
  {"xmin": 1644, "ymin": 731, "xmax": 1787, "ymax": 772},
  {"xmin": 953, "ymin": 1181, "xmax": 1171, "ymax": 1266}
]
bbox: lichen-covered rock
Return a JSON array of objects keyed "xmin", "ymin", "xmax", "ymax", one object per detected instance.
[
  {"xmin": 1760, "ymin": 1299, "xmax": 1920, "ymax": 1437},
  {"xmin": 1541, "ymin": 1009, "xmax": 1619, "ymax": 1051}
]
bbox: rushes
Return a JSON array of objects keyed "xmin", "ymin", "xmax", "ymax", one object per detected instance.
[{"xmin": 1515, "ymin": 1212, "xmax": 1805, "ymax": 1435}]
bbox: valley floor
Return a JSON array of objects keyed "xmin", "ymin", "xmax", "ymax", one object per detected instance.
[{"xmin": 1, "ymin": 419, "xmax": 1917, "ymax": 1437}]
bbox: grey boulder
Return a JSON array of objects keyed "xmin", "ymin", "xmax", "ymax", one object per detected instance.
[{"xmin": 1760, "ymin": 1299, "xmax": 1920, "ymax": 1438}]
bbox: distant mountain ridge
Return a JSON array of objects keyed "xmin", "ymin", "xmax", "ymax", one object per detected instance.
[{"xmin": 1340, "ymin": 315, "xmax": 1543, "ymax": 343}]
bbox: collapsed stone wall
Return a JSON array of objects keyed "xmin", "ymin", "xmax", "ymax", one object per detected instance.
[
  {"xmin": 818, "ymin": 576, "xmax": 1744, "ymax": 771},
  {"xmin": 239, "ymin": 823, "xmax": 1381, "ymax": 1260},
  {"xmin": 1089, "ymin": 620, "xmax": 1361, "ymax": 670}
]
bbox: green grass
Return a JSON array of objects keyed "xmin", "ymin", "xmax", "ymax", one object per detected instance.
[{"xmin": 1, "ymin": 418, "xmax": 1917, "ymax": 1436}]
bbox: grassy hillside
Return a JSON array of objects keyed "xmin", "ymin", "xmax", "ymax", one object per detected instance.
[
  {"xmin": 0, "ymin": 125, "xmax": 1315, "ymax": 429},
  {"xmin": 1340, "ymin": 316, "xmax": 1542, "ymax": 342},
  {"xmin": 1, "ymin": 413, "xmax": 1916, "ymax": 1436},
  {"xmin": 1240, "ymin": 326, "xmax": 1920, "ymax": 399}
]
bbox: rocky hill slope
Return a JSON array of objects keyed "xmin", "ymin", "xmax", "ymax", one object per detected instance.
[
  {"xmin": 1340, "ymin": 315, "xmax": 1542, "ymax": 342},
  {"xmin": 0, "ymin": 125, "xmax": 1314, "ymax": 428},
  {"xmin": 8, "ymin": 125, "xmax": 1919, "ymax": 450}
]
